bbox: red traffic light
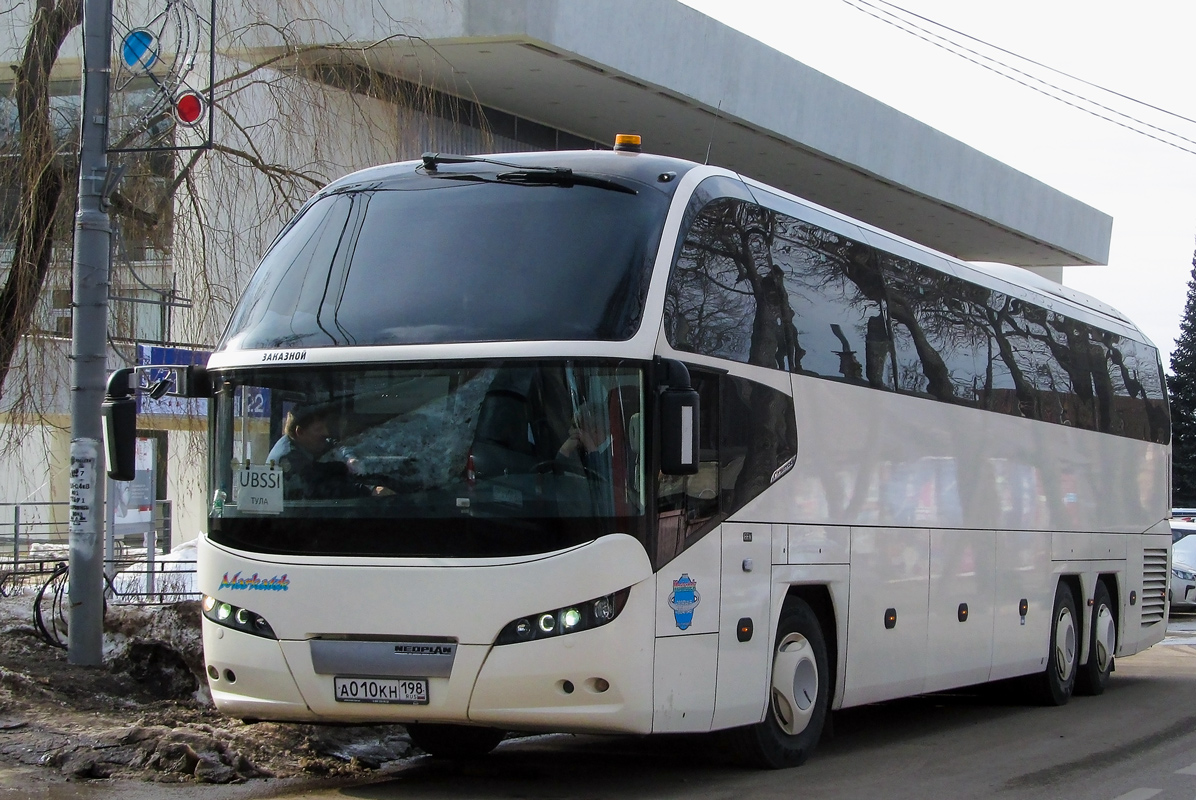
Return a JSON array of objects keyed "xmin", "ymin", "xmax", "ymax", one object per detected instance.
[{"xmin": 174, "ymin": 90, "xmax": 206, "ymax": 126}]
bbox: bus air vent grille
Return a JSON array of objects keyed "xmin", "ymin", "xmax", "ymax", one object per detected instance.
[{"xmin": 1141, "ymin": 547, "xmax": 1168, "ymax": 626}]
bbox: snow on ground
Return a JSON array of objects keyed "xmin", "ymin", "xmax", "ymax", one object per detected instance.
[
  {"xmin": 111, "ymin": 538, "xmax": 199, "ymax": 601},
  {"xmin": 0, "ymin": 567, "xmax": 415, "ymax": 787}
]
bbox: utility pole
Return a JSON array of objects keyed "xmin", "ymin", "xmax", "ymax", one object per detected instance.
[{"xmin": 68, "ymin": 0, "xmax": 114, "ymax": 666}]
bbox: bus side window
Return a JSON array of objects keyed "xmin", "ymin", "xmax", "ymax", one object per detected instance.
[
  {"xmin": 656, "ymin": 371, "xmax": 720, "ymax": 565},
  {"xmin": 720, "ymin": 375, "xmax": 798, "ymax": 512},
  {"xmin": 654, "ymin": 371, "xmax": 797, "ymax": 568}
]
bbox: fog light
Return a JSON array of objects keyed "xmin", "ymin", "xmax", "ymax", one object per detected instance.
[
  {"xmin": 538, "ymin": 613, "xmax": 556, "ymax": 633},
  {"xmin": 515, "ymin": 619, "xmax": 533, "ymax": 639},
  {"xmin": 202, "ymin": 595, "xmax": 216, "ymax": 613},
  {"xmin": 561, "ymin": 607, "xmax": 582, "ymax": 629}
]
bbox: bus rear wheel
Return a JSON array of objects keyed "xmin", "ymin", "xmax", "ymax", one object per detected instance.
[
  {"xmin": 1032, "ymin": 582, "xmax": 1079, "ymax": 706},
  {"xmin": 724, "ymin": 597, "xmax": 829, "ymax": 769},
  {"xmin": 407, "ymin": 723, "xmax": 505, "ymax": 759},
  {"xmin": 1075, "ymin": 581, "xmax": 1116, "ymax": 696}
]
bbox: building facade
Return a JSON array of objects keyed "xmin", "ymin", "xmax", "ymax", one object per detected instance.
[{"xmin": 0, "ymin": 0, "xmax": 1113, "ymax": 545}]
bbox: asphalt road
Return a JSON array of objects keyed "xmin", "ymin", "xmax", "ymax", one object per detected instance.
[{"xmin": 21, "ymin": 618, "xmax": 1196, "ymax": 800}]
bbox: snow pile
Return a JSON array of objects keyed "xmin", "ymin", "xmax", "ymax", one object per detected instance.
[
  {"xmin": 26, "ymin": 542, "xmax": 69, "ymax": 561},
  {"xmin": 104, "ymin": 599, "xmax": 209, "ymax": 705}
]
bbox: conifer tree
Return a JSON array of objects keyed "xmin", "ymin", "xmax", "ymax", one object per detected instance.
[{"xmin": 1171, "ymin": 249, "xmax": 1196, "ymax": 507}]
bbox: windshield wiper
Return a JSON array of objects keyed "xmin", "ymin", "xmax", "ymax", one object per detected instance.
[
  {"xmin": 420, "ymin": 152, "xmax": 637, "ymax": 195},
  {"xmin": 495, "ymin": 169, "xmax": 636, "ymax": 194},
  {"xmin": 422, "ymin": 152, "xmax": 542, "ymax": 172}
]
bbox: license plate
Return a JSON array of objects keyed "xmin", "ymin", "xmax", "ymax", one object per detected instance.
[{"xmin": 334, "ymin": 676, "xmax": 429, "ymax": 705}]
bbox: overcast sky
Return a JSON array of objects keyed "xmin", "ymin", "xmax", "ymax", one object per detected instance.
[{"xmin": 680, "ymin": 0, "xmax": 1196, "ymax": 370}]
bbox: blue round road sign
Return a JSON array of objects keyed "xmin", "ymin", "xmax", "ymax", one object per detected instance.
[{"xmin": 121, "ymin": 29, "xmax": 159, "ymax": 71}]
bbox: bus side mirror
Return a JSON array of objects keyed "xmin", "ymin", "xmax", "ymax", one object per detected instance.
[
  {"xmin": 102, "ymin": 368, "xmax": 137, "ymax": 481},
  {"xmin": 658, "ymin": 359, "xmax": 700, "ymax": 476}
]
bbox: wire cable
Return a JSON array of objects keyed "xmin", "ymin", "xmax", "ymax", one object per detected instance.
[
  {"xmin": 869, "ymin": 0, "xmax": 1196, "ymax": 128},
  {"xmin": 843, "ymin": 0, "xmax": 1196, "ymax": 146},
  {"xmin": 838, "ymin": 0, "xmax": 1196, "ymax": 156}
]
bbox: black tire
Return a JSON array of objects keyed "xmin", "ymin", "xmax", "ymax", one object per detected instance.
[
  {"xmin": 407, "ymin": 724, "xmax": 505, "ymax": 759},
  {"xmin": 723, "ymin": 598, "xmax": 830, "ymax": 769},
  {"xmin": 1032, "ymin": 582, "xmax": 1079, "ymax": 706},
  {"xmin": 1075, "ymin": 582, "xmax": 1116, "ymax": 696}
]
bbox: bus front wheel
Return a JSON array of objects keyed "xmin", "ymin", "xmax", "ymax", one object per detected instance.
[
  {"xmin": 1033, "ymin": 582, "xmax": 1079, "ymax": 705},
  {"xmin": 407, "ymin": 723, "xmax": 505, "ymax": 759},
  {"xmin": 724, "ymin": 597, "xmax": 829, "ymax": 769}
]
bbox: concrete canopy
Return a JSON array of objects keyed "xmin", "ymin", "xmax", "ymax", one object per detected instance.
[{"xmin": 279, "ymin": 0, "xmax": 1112, "ymax": 267}]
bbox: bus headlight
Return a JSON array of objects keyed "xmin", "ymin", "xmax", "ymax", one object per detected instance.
[
  {"xmin": 495, "ymin": 588, "xmax": 631, "ymax": 646},
  {"xmin": 202, "ymin": 595, "xmax": 277, "ymax": 639}
]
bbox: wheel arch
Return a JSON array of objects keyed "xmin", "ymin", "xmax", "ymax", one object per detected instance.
[
  {"xmin": 1073, "ymin": 571, "xmax": 1121, "ymax": 666},
  {"xmin": 1096, "ymin": 572, "xmax": 1120, "ymax": 663},
  {"xmin": 1097, "ymin": 573, "xmax": 1121, "ymax": 628},
  {"xmin": 1057, "ymin": 572, "xmax": 1084, "ymax": 662},
  {"xmin": 781, "ymin": 584, "xmax": 838, "ymax": 711},
  {"xmin": 1057, "ymin": 573, "xmax": 1083, "ymax": 614}
]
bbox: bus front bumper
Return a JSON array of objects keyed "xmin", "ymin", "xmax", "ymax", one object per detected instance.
[{"xmin": 202, "ymin": 578, "xmax": 655, "ymax": 734}]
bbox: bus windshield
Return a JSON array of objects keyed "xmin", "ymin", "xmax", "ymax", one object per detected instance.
[
  {"xmin": 218, "ymin": 175, "xmax": 670, "ymax": 351},
  {"xmin": 208, "ymin": 361, "xmax": 648, "ymax": 558}
]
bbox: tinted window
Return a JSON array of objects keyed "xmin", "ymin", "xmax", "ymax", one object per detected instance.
[
  {"xmin": 663, "ymin": 190, "xmax": 1168, "ymax": 445},
  {"xmin": 721, "ymin": 374, "xmax": 798, "ymax": 512},
  {"xmin": 222, "ymin": 179, "xmax": 670, "ymax": 349},
  {"xmin": 974, "ymin": 292, "xmax": 1040, "ymax": 419},
  {"xmin": 1101, "ymin": 333, "xmax": 1170, "ymax": 443},
  {"xmin": 665, "ymin": 196, "xmax": 892, "ymax": 387},
  {"xmin": 664, "ymin": 198, "xmax": 778, "ymax": 367},
  {"xmin": 656, "ymin": 370, "xmax": 721, "ymax": 566},
  {"xmin": 882, "ymin": 255, "xmax": 989, "ymax": 403},
  {"xmin": 773, "ymin": 223, "xmax": 893, "ymax": 387},
  {"xmin": 654, "ymin": 371, "xmax": 797, "ymax": 567}
]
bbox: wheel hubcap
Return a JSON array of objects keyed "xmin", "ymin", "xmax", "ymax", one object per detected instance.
[
  {"xmin": 1054, "ymin": 605, "xmax": 1076, "ymax": 682},
  {"xmin": 771, "ymin": 632, "xmax": 818, "ymax": 736},
  {"xmin": 1093, "ymin": 603, "xmax": 1115, "ymax": 673}
]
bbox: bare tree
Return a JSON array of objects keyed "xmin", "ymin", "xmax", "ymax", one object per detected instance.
[
  {"xmin": 0, "ymin": 0, "xmax": 81, "ymax": 410},
  {"xmin": 0, "ymin": 1, "xmax": 488, "ymax": 441},
  {"xmin": 0, "ymin": 1, "xmax": 495, "ymax": 526}
]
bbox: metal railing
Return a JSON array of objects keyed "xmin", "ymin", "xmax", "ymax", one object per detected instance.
[
  {"xmin": 0, "ymin": 499, "xmax": 192, "ymax": 602},
  {"xmin": 0, "ymin": 499, "xmax": 197, "ymax": 649}
]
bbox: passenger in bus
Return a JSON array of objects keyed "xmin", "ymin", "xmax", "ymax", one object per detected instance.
[{"xmin": 268, "ymin": 406, "xmax": 392, "ymax": 500}]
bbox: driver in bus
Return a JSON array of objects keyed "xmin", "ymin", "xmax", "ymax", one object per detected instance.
[
  {"xmin": 268, "ymin": 406, "xmax": 392, "ymax": 499},
  {"xmin": 557, "ymin": 401, "xmax": 613, "ymax": 479}
]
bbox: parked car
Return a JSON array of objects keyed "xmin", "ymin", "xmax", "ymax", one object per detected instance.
[
  {"xmin": 1172, "ymin": 509, "xmax": 1196, "ymax": 543},
  {"xmin": 1171, "ymin": 534, "xmax": 1196, "ymax": 611}
]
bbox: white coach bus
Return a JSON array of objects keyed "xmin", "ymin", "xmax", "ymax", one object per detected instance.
[{"xmin": 106, "ymin": 136, "xmax": 1172, "ymax": 768}]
